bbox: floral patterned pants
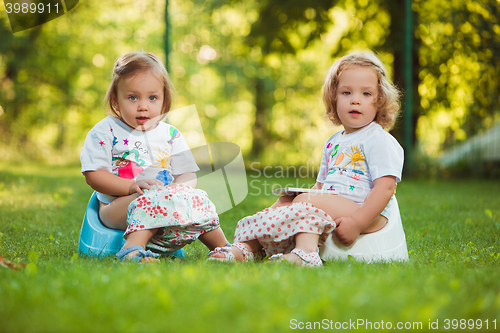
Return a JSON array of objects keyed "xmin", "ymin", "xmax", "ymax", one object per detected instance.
[{"xmin": 125, "ymin": 184, "xmax": 220, "ymax": 251}]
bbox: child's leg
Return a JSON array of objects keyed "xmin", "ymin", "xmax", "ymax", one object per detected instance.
[
  {"xmin": 295, "ymin": 232, "xmax": 320, "ymax": 253},
  {"xmin": 266, "ymin": 195, "xmax": 361, "ymax": 266},
  {"xmin": 99, "ymin": 193, "xmax": 140, "ymax": 230},
  {"xmin": 292, "ymin": 193, "xmax": 358, "ymax": 218},
  {"xmin": 121, "ymin": 228, "xmax": 159, "ymax": 262},
  {"xmin": 102, "ymin": 194, "xmax": 161, "ymax": 262},
  {"xmin": 292, "ymin": 193, "xmax": 386, "ymax": 233},
  {"xmin": 198, "ymin": 228, "xmax": 229, "ymax": 251},
  {"xmin": 279, "ymin": 232, "xmax": 320, "ymax": 265}
]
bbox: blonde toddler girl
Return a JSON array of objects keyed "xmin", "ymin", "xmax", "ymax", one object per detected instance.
[
  {"xmin": 81, "ymin": 52, "xmax": 229, "ymax": 262},
  {"xmin": 209, "ymin": 51, "xmax": 403, "ymax": 267}
]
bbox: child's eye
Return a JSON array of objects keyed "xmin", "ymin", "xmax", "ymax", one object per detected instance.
[
  {"xmin": 342, "ymin": 91, "xmax": 350, "ymax": 96},
  {"xmin": 129, "ymin": 95, "xmax": 137, "ymax": 101},
  {"xmin": 363, "ymin": 92, "xmax": 372, "ymax": 96},
  {"xmin": 149, "ymin": 96, "xmax": 157, "ymax": 101}
]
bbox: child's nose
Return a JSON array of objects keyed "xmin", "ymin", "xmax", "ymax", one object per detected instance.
[{"xmin": 138, "ymin": 100, "xmax": 148, "ymax": 110}]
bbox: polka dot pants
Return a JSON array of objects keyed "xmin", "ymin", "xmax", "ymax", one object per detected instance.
[{"xmin": 234, "ymin": 202, "xmax": 336, "ymax": 256}]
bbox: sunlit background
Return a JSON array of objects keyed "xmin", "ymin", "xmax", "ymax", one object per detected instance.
[{"xmin": 1, "ymin": 0, "xmax": 499, "ymax": 177}]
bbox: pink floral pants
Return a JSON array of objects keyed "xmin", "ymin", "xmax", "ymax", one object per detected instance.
[{"xmin": 125, "ymin": 184, "xmax": 220, "ymax": 251}]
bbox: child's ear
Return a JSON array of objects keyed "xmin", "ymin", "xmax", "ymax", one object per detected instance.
[{"xmin": 111, "ymin": 96, "xmax": 119, "ymax": 111}]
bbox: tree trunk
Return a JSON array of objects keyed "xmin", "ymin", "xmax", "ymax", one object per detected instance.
[{"xmin": 250, "ymin": 76, "xmax": 268, "ymax": 159}]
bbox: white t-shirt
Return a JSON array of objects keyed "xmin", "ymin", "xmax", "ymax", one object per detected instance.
[
  {"xmin": 81, "ymin": 116, "xmax": 199, "ymax": 203},
  {"xmin": 316, "ymin": 122, "xmax": 404, "ymax": 204}
]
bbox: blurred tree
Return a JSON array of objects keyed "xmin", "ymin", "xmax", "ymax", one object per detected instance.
[
  {"xmin": 331, "ymin": 0, "xmax": 419, "ymax": 175},
  {"xmin": 335, "ymin": 0, "xmax": 500, "ymax": 158},
  {"xmin": 167, "ymin": 0, "xmax": 259, "ymax": 151},
  {"xmin": 0, "ymin": 17, "xmax": 43, "ymax": 148},
  {"xmin": 238, "ymin": 0, "xmax": 337, "ymax": 159},
  {"xmin": 213, "ymin": 0, "xmax": 500, "ymax": 165},
  {"xmin": 1, "ymin": 0, "xmax": 499, "ymax": 170},
  {"xmin": 0, "ymin": 0, "xmax": 166, "ymax": 161},
  {"xmin": 414, "ymin": 0, "xmax": 500, "ymax": 156},
  {"xmin": 209, "ymin": 0, "xmax": 407, "ymax": 162}
]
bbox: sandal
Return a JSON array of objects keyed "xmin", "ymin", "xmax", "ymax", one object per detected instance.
[
  {"xmin": 269, "ymin": 248, "xmax": 323, "ymax": 267},
  {"xmin": 116, "ymin": 246, "xmax": 160, "ymax": 262},
  {"xmin": 208, "ymin": 243, "xmax": 255, "ymax": 262}
]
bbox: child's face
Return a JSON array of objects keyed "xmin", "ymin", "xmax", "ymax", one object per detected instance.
[
  {"xmin": 116, "ymin": 159, "xmax": 129, "ymax": 166},
  {"xmin": 336, "ymin": 66, "xmax": 378, "ymax": 134},
  {"xmin": 113, "ymin": 71, "xmax": 164, "ymax": 131}
]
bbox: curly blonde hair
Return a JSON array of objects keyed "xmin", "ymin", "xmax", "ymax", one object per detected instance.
[
  {"xmin": 323, "ymin": 52, "xmax": 400, "ymax": 130},
  {"xmin": 104, "ymin": 52, "xmax": 175, "ymax": 118}
]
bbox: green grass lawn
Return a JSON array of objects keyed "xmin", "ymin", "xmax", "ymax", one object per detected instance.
[{"xmin": 0, "ymin": 164, "xmax": 499, "ymax": 332}]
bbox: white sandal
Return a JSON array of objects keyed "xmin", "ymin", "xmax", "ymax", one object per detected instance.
[
  {"xmin": 208, "ymin": 243, "xmax": 255, "ymax": 262},
  {"xmin": 269, "ymin": 248, "xmax": 323, "ymax": 267}
]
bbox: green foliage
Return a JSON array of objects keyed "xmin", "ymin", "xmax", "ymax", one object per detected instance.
[
  {"xmin": 0, "ymin": 0, "xmax": 166, "ymax": 162},
  {"xmin": 169, "ymin": 0, "xmax": 345, "ymax": 165},
  {"xmin": 1, "ymin": 0, "xmax": 499, "ymax": 172},
  {"xmin": 0, "ymin": 165, "xmax": 499, "ymax": 332},
  {"xmin": 414, "ymin": 0, "xmax": 500, "ymax": 156},
  {"xmin": 244, "ymin": 1, "xmax": 334, "ymax": 55}
]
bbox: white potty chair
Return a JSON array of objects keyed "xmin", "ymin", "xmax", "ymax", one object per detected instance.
[{"xmin": 320, "ymin": 196, "xmax": 409, "ymax": 263}]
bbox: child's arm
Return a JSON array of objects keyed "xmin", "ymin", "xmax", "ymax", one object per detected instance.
[
  {"xmin": 172, "ymin": 172, "xmax": 197, "ymax": 188},
  {"xmin": 311, "ymin": 182, "xmax": 324, "ymax": 190},
  {"xmin": 84, "ymin": 170, "xmax": 162, "ymax": 196},
  {"xmin": 334, "ymin": 176, "xmax": 396, "ymax": 246}
]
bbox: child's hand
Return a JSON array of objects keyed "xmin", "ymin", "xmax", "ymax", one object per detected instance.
[
  {"xmin": 129, "ymin": 179, "xmax": 163, "ymax": 195},
  {"xmin": 333, "ymin": 216, "xmax": 363, "ymax": 247}
]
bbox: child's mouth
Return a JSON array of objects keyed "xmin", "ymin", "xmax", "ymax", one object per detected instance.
[
  {"xmin": 349, "ymin": 110, "xmax": 361, "ymax": 115},
  {"xmin": 136, "ymin": 117, "xmax": 149, "ymax": 125}
]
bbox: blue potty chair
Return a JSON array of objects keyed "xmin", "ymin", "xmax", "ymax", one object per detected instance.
[{"xmin": 78, "ymin": 192, "xmax": 185, "ymax": 259}]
